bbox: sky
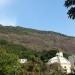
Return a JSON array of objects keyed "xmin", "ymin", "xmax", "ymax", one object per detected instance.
[{"xmin": 0, "ymin": 0, "xmax": 75, "ymax": 36}]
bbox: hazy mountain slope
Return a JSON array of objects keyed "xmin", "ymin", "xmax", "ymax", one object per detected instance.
[{"xmin": 0, "ymin": 25, "xmax": 75, "ymax": 54}]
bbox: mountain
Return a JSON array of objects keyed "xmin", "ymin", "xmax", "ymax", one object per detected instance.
[{"xmin": 0, "ymin": 25, "xmax": 75, "ymax": 54}]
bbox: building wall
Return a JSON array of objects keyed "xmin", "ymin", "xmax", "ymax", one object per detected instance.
[{"xmin": 61, "ymin": 63, "xmax": 71, "ymax": 74}]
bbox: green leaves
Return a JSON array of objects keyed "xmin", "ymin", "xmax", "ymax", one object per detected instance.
[
  {"xmin": 0, "ymin": 49, "xmax": 21, "ymax": 75},
  {"xmin": 64, "ymin": 0, "xmax": 75, "ymax": 19},
  {"xmin": 65, "ymin": 0, "xmax": 75, "ymax": 8}
]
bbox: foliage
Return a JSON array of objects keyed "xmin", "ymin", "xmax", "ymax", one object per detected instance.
[
  {"xmin": 0, "ymin": 48, "xmax": 21, "ymax": 75},
  {"xmin": 40, "ymin": 50, "xmax": 58, "ymax": 62},
  {"xmin": 64, "ymin": 0, "xmax": 75, "ymax": 19},
  {"xmin": 0, "ymin": 38, "xmax": 71, "ymax": 75}
]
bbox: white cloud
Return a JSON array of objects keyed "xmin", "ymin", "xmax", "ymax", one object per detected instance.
[
  {"xmin": 0, "ymin": 18, "xmax": 16, "ymax": 26},
  {"xmin": 0, "ymin": 13, "xmax": 17, "ymax": 26}
]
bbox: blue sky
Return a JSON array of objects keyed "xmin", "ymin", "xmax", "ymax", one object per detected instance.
[{"xmin": 0, "ymin": 0, "xmax": 75, "ymax": 36}]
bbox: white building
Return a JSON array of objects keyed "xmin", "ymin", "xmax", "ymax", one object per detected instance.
[
  {"xmin": 19, "ymin": 59, "xmax": 27, "ymax": 64},
  {"xmin": 68, "ymin": 55, "xmax": 75, "ymax": 66},
  {"xmin": 47, "ymin": 52, "xmax": 71, "ymax": 74}
]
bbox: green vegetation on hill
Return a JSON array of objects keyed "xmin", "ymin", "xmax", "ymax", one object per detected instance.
[
  {"xmin": 0, "ymin": 39, "xmax": 70, "ymax": 75},
  {"xmin": 0, "ymin": 24, "xmax": 73, "ymax": 75},
  {"xmin": 0, "ymin": 25, "xmax": 74, "ymax": 54}
]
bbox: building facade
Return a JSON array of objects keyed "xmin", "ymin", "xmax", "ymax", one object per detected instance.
[{"xmin": 47, "ymin": 52, "xmax": 71, "ymax": 74}]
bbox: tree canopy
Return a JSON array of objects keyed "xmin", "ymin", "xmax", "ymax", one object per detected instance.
[{"xmin": 64, "ymin": 0, "xmax": 75, "ymax": 19}]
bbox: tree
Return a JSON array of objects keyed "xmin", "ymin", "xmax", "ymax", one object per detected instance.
[
  {"xmin": 40, "ymin": 49, "xmax": 58, "ymax": 62},
  {"xmin": 0, "ymin": 48, "xmax": 21, "ymax": 75},
  {"xmin": 64, "ymin": 0, "xmax": 75, "ymax": 19}
]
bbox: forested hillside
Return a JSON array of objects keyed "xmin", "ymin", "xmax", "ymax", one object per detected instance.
[{"xmin": 0, "ymin": 25, "xmax": 75, "ymax": 54}]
